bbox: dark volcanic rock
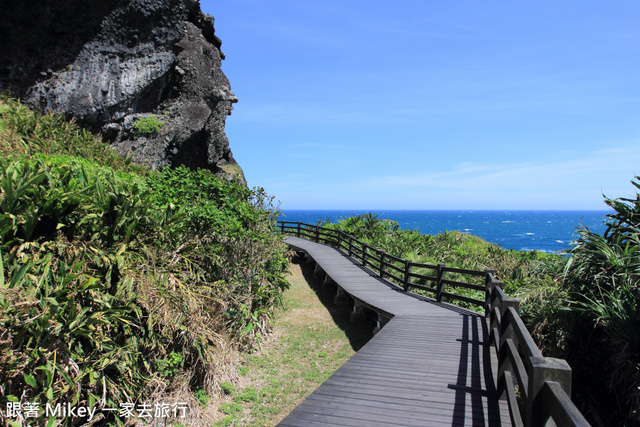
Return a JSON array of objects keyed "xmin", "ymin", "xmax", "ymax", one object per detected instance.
[{"xmin": 0, "ymin": 0, "xmax": 244, "ymax": 183}]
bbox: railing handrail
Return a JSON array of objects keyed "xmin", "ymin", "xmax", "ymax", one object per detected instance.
[
  {"xmin": 277, "ymin": 220, "xmax": 591, "ymax": 427},
  {"xmin": 278, "ymin": 221, "xmax": 487, "ymax": 305}
]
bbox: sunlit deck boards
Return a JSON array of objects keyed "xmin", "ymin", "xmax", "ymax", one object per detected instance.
[{"xmin": 279, "ymin": 236, "xmax": 511, "ymax": 426}]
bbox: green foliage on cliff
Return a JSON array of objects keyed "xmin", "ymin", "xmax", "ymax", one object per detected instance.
[
  {"xmin": 0, "ymin": 97, "xmax": 288, "ymax": 425},
  {"xmin": 132, "ymin": 116, "xmax": 163, "ymax": 135},
  {"xmin": 0, "ymin": 96, "xmax": 147, "ymax": 175}
]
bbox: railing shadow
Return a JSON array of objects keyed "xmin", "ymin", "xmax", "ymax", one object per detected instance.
[{"xmin": 449, "ymin": 314, "xmax": 502, "ymax": 426}]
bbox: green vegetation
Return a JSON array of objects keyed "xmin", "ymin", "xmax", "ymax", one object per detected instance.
[
  {"xmin": 0, "ymin": 96, "xmax": 288, "ymax": 425},
  {"xmin": 193, "ymin": 389, "xmax": 211, "ymax": 408},
  {"xmin": 132, "ymin": 116, "xmax": 163, "ymax": 135},
  {"xmin": 219, "ymin": 381, "xmax": 234, "ymax": 395},
  {"xmin": 551, "ymin": 180, "xmax": 640, "ymax": 426},
  {"xmin": 0, "ymin": 97, "xmax": 146, "ymax": 174}
]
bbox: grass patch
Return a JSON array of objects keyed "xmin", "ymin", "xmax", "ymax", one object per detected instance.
[
  {"xmin": 220, "ymin": 402, "xmax": 243, "ymax": 415},
  {"xmin": 234, "ymin": 386, "xmax": 259, "ymax": 403},
  {"xmin": 219, "ymin": 381, "xmax": 235, "ymax": 395},
  {"xmin": 194, "ymin": 389, "xmax": 211, "ymax": 408}
]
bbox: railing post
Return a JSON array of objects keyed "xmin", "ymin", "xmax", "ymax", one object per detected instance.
[
  {"xmin": 402, "ymin": 260, "xmax": 412, "ymax": 292},
  {"xmin": 497, "ymin": 290, "xmax": 520, "ymax": 398},
  {"xmin": 280, "ymin": 220, "xmax": 285, "ymax": 233},
  {"xmin": 337, "ymin": 230, "xmax": 342, "ymax": 249},
  {"xmin": 315, "ymin": 223, "xmax": 320, "ymax": 242},
  {"xmin": 488, "ymin": 281, "xmax": 502, "ymax": 348},
  {"xmin": 297, "ymin": 221, "xmax": 301, "ymax": 237},
  {"xmin": 348, "ymin": 237, "xmax": 354, "ymax": 258},
  {"xmin": 362, "ymin": 243, "xmax": 368, "ymax": 267},
  {"xmin": 379, "ymin": 251, "xmax": 386, "ymax": 278},
  {"xmin": 526, "ymin": 357, "xmax": 573, "ymax": 427},
  {"xmin": 436, "ymin": 263, "xmax": 446, "ymax": 302},
  {"xmin": 484, "ymin": 269, "xmax": 496, "ymax": 318}
]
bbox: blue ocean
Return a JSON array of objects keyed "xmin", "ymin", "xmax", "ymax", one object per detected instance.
[{"xmin": 278, "ymin": 210, "xmax": 613, "ymax": 253}]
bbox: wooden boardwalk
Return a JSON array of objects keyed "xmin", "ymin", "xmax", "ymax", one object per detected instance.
[{"xmin": 279, "ymin": 236, "xmax": 511, "ymax": 426}]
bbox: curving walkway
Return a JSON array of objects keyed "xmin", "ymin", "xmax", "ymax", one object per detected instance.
[{"xmin": 278, "ymin": 236, "xmax": 511, "ymax": 426}]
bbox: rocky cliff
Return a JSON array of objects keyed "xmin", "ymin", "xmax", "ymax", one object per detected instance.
[{"xmin": 0, "ymin": 0, "xmax": 244, "ymax": 182}]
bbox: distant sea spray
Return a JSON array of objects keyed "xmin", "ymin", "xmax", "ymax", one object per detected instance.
[{"xmin": 277, "ymin": 210, "xmax": 612, "ymax": 253}]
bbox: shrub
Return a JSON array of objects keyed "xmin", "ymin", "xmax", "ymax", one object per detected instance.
[
  {"xmin": 193, "ymin": 389, "xmax": 210, "ymax": 408},
  {"xmin": 219, "ymin": 381, "xmax": 234, "ymax": 395},
  {"xmin": 146, "ymin": 165, "xmax": 290, "ymax": 345},
  {"xmin": 132, "ymin": 116, "xmax": 163, "ymax": 135},
  {"xmin": 0, "ymin": 95, "xmax": 145, "ymax": 175},
  {"xmin": 558, "ymin": 177, "xmax": 640, "ymax": 425}
]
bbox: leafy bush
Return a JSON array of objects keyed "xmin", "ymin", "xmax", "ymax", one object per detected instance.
[
  {"xmin": 156, "ymin": 351, "xmax": 185, "ymax": 379},
  {"xmin": 132, "ymin": 116, "xmax": 163, "ymax": 135},
  {"xmin": 219, "ymin": 381, "xmax": 234, "ymax": 395},
  {"xmin": 0, "ymin": 95, "xmax": 146, "ymax": 175},
  {"xmin": 193, "ymin": 389, "xmax": 210, "ymax": 408},
  {"xmin": 146, "ymin": 165, "xmax": 290, "ymax": 343}
]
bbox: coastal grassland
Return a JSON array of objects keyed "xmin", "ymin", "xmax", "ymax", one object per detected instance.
[
  {"xmin": 325, "ymin": 204, "xmax": 640, "ymax": 426},
  {"xmin": 211, "ymin": 257, "xmax": 371, "ymax": 426},
  {"xmin": 0, "ymin": 96, "xmax": 288, "ymax": 426}
]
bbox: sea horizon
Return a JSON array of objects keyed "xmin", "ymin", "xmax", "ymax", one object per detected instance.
[{"xmin": 278, "ymin": 209, "xmax": 613, "ymax": 253}]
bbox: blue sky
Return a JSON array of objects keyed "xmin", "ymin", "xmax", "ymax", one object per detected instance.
[{"xmin": 202, "ymin": 0, "xmax": 640, "ymax": 210}]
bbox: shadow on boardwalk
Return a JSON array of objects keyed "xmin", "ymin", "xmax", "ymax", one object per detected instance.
[
  {"xmin": 451, "ymin": 314, "xmax": 502, "ymax": 426},
  {"xmin": 291, "ymin": 254, "xmax": 373, "ymax": 352}
]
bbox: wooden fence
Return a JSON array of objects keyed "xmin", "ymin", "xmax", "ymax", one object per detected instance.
[{"xmin": 278, "ymin": 220, "xmax": 591, "ymax": 427}]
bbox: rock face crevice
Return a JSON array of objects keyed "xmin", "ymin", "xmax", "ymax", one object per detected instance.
[{"xmin": 0, "ymin": 0, "xmax": 244, "ymax": 182}]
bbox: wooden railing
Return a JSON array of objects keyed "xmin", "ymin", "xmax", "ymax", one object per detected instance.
[
  {"xmin": 278, "ymin": 220, "xmax": 591, "ymax": 427},
  {"xmin": 279, "ymin": 220, "xmax": 490, "ymax": 307}
]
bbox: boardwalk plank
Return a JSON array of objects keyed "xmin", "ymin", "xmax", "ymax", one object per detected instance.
[{"xmin": 305, "ymin": 388, "xmax": 496, "ymax": 418}]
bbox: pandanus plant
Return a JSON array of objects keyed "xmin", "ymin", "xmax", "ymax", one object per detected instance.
[{"xmin": 563, "ymin": 176, "xmax": 640, "ymax": 425}]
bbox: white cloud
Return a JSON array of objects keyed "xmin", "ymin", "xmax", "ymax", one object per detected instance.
[{"xmin": 270, "ymin": 144, "xmax": 640, "ymax": 210}]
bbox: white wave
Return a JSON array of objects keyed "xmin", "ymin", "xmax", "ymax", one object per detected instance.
[
  {"xmin": 526, "ymin": 232, "xmax": 535, "ymax": 235},
  {"xmin": 520, "ymin": 247, "xmax": 556, "ymax": 253}
]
